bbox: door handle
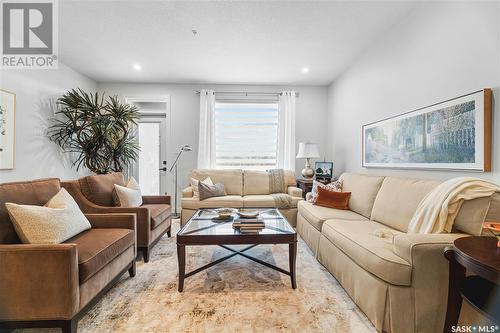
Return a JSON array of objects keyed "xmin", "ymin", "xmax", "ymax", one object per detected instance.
[{"xmin": 159, "ymin": 167, "xmax": 167, "ymax": 171}]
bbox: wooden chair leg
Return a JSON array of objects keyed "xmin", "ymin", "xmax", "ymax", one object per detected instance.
[
  {"xmin": 128, "ymin": 261, "xmax": 136, "ymax": 277},
  {"xmin": 167, "ymin": 226, "xmax": 171, "ymax": 238},
  {"xmin": 142, "ymin": 247, "xmax": 150, "ymax": 263},
  {"xmin": 61, "ymin": 319, "xmax": 77, "ymax": 333}
]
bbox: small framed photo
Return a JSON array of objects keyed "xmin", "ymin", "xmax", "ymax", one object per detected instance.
[{"xmin": 315, "ymin": 161, "xmax": 333, "ymax": 179}]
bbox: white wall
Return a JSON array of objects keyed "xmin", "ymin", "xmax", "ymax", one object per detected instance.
[
  {"xmin": 327, "ymin": 1, "xmax": 500, "ymax": 182},
  {"xmin": 0, "ymin": 63, "xmax": 97, "ymax": 182},
  {"xmin": 97, "ymin": 82, "xmax": 328, "ymax": 197}
]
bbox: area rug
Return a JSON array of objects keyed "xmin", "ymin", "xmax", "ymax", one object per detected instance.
[{"xmin": 17, "ymin": 221, "xmax": 376, "ymax": 333}]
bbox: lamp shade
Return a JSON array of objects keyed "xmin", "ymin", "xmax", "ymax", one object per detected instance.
[{"xmin": 296, "ymin": 142, "xmax": 320, "ymax": 159}]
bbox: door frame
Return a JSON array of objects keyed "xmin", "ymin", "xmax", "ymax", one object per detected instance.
[{"xmin": 125, "ymin": 96, "xmax": 171, "ymax": 195}]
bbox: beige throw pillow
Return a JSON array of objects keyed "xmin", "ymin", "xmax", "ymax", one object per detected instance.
[
  {"xmin": 113, "ymin": 177, "xmax": 143, "ymax": 207},
  {"xmin": 190, "ymin": 177, "xmax": 213, "ymax": 198},
  {"xmin": 5, "ymin": 188, "xmax": 92, "ymax": 244}
]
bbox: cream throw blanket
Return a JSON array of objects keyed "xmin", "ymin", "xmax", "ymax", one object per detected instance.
[{"xmin": 408, "ymin": 177, "xmax": 500, "ymax": 234}]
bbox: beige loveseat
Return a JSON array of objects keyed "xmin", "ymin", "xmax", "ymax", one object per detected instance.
[
  {"xmin": 297, "ymin": 172, "xmax": 498, "ymax": 333},
  {"xmin": 181, "ymin": 169, "xmax": 303, "ymax": 225}
]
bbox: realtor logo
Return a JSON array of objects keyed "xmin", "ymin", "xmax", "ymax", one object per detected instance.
[{"xmin": 1, "ymin": 0, "xmax": 58, "ymax": 69}]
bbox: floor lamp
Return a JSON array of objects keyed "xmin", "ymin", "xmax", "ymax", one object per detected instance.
[{"xmin": 169, "ymin": 144, "xmax": 192, "ymax": 218}]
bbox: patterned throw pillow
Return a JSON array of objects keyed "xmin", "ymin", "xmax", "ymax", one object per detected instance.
[
  {"xmin": 113, "ymin": 177, "xmax": 143, "ymax": 207},
  {"xmin": 308, "ymin": 179, "xmax": 343, "ymax": 203}
]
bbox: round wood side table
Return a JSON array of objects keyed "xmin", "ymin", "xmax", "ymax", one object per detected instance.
[{"xmin": 443, "ymin": 236, "xmax": 500, "ymax": 332}]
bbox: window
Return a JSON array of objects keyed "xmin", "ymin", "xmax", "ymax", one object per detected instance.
[{"xmin": 214, "ymin": 102, "xmax": 279, "ymax": 170}]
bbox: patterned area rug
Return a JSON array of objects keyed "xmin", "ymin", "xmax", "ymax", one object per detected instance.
[{"xmin": 17, "ymin": 221, "xmax": 376, "ymax": 333}]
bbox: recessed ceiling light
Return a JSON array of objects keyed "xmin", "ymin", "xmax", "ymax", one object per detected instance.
[
  {"xmin": 301, "ymin": 67, "xmax": 309, "ymax": 74},
  {"xmin": 133, "ymin": 64, "xmax": 142, "ymax": 71}
]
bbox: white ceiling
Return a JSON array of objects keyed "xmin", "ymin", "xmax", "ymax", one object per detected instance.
[{"xmin": 59, "ymin": 1, "xmax": 417, "ymax": 85}]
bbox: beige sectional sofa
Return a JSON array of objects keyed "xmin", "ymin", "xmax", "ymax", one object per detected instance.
[
  {"xmin": 181, "ymin": 169, "xmax": 303, "ymax": 225},
  {"xmin": 297, "ymin": 172, "xmax": 498, "ymax": 333}
]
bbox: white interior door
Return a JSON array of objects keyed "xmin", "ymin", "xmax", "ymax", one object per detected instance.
[{"xmin": 134, "ymin": 117, "xmax": 168, "ymax": 195}]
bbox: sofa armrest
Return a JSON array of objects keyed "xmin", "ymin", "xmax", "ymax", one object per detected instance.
[
  {"xmin": 142, "ymin": 195, "xmax": 171, "ymax": 205},
  {"xmin": 391, "ymin": 233, "xmax": 471, "ymax": 331},
  {"xmin": 85, "ymin": 213, "xmax": 136, "ymax": 230},
  {"xmin": 393, "ymin": 233, "xmax": 469, "ymax": 264},
  {"xmin": 182, "ymin": 186, "xmax": 194, "ymax": 198},
  {"xmin": 287, "ymin": 186, "xmax": 303, "ymax": 198},
  {"xmin": 0, "ymin": 244, "xmax": 79, "ymax": 321}
]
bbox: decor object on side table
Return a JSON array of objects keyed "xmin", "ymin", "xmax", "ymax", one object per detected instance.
[
  {"xmin": 296, "ymin": 142, "xmax": 320, "ymax": 178},
  {"xmin": 169, "ymin": 144, "xmax": 192, "ymax": 218},
  {"xmin": 296, "ymin": 178, "xmax": 313, "ymax": 199},
  {"xmin": 0, "ymin": 89, "xmax": 15, "ymax": 169},
  {"xmin": 315, "ymin": 161, "xmax": 334, "ymax": 182},
  {"xmin": 443, "ymin": 237, "xmax": 500, "ymax": 331},
  {"xmin": 363, "ymin": 88, "xmax": 492, "ymax": 171},
  {"xmin": 48, "ymin": 88, "xmax": 140, "ymax": 174}
]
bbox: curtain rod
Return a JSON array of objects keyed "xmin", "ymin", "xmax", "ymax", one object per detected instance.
[{"xmin": 195, "ymin": 91, "xmax": 299, "ymax": 97}]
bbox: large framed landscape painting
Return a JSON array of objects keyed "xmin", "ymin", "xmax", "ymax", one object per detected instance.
[
  {"xmin": 0, "ymin": 90, "xmax": 16, "ymax": 170},
  {"xmin": 362, "ymin": 89, "xmax": 492, "ymax": 171}
]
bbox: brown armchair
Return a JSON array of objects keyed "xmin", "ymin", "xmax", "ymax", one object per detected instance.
[
  {"xmin": 0, "ymin": 178, "xmax": 137, "ymax": 333},
  {"xmin": 62, "ymin": 172, "xmax": 172, "ymax": 262}
]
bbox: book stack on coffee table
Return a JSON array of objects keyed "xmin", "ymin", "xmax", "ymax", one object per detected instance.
[{"xmin": 232, "ymin": 218, "xmax": 265, "ymax": 233}]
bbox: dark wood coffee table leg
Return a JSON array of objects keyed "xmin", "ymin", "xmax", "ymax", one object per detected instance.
[
  {"xmin": 177, "ymin": 244, "xmax": 185, "ymax": 292},
  {"xmin": 289, "ymin": 241, "xmax": 297, "ymax": 289}
]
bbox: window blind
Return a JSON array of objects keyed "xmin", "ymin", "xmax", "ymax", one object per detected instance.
[{"xmin": 214, "ymin": 102, "xmax": 279, "ymax": 170}]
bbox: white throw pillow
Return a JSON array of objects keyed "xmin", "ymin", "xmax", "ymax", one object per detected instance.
[
  {"xmin": 5, "ymin": 188, "xmax": 92, "ymax": 244},
  {"xmin": 113, "ymin": 177, "xmax": 143, "ymax": 207},
  {"xmin": 190, "ymin": 177, "xmax": 213, "ymax": 198}
]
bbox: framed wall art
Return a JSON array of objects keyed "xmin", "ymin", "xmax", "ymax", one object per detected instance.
[
  {"xmin": 362, "ymin": 88, "xmax": 492, "ymax": 171},
  {"xmin": 0, "ymin": 89, "xmax": 16, "ymax": 170},
  {"xmin": 315, "ymin": 161, "xmax": 334, "ymax": 179}
]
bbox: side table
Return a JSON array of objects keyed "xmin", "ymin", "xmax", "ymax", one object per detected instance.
[
  {"xmin": 296, "ymin": 178, "xmax": 313, "ymax": 199},
  {"xmin": 443, "ymin": 236, "xmax": 500, "ymax": 332}
]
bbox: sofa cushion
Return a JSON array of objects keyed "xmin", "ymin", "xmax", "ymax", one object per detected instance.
[
  {"xmin": 242, "ymin": 170, "xmax": 296, "ymax": 195},
  {"xmin": 339, "ymin": 173, "xmax": 384, "ymax": 218},
  {"xmin": 243, "ymin": 194, "xmax": 301, "ymax": 208},
  {"xmin": 371, "ymin": 177, "xmax": 441, "ymax": 232},
  {"xmin": 243, "ymin": 170, "xmax": 271, "ymax": 195},
  {"xmin": 190, "ymin": 169, "xmax": 243, "ymax": 196},
  {"xmin": 181, "ymin": 195, "xmax": 244, "ymax": 209},
  {"xmin": 298, "ymin": 200, "xmax": 367, "ymax": 231},
  {"xmin": 64, "ymin": 228, "xmax": 134, "ymax": 284},
  {"xmin": 321, "ymin": 219, "xmax": 411, "ymax": 286},
  {"xmin": 142, "ymin": 204, "xmax": 171, "ymax": 229},
  {"xmin": 79, "ymin": 172, "xmax": 125, "ymax": 206},
  {"xmin": 0, "ymin": 178, "xmax": 61, "ymax": 244}
]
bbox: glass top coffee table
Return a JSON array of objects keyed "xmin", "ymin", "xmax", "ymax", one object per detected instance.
[{"xmin": 176, "ymin": 208, "xmax": 297, "ymax": 292}]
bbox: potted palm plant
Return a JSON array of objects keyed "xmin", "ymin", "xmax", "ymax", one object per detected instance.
[{"xmin": 48, "ymin": 88, "xmax": 140, "ymax": 174}]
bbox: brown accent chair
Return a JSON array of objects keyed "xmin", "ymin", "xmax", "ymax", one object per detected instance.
[
  {"xmin": 62, "ymin": 172, "xmax": 172, "ymax": 262},
  {"xmin": 0, "ymin": 178, "xmax": 137, "ymax": 333}
]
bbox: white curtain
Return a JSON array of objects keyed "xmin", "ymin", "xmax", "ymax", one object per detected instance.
[
  {"xmin": 277, "ymin": 91, "xmax": 296, "ymax": 170},
  {"xmin": 197, "ymin": 89, "xmax": 216, "ymax": 168}
]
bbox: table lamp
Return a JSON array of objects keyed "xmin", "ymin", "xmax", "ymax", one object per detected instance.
[{"xmin": 296, "ymin": 142, "xmax": 320, "ymax": 179}]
